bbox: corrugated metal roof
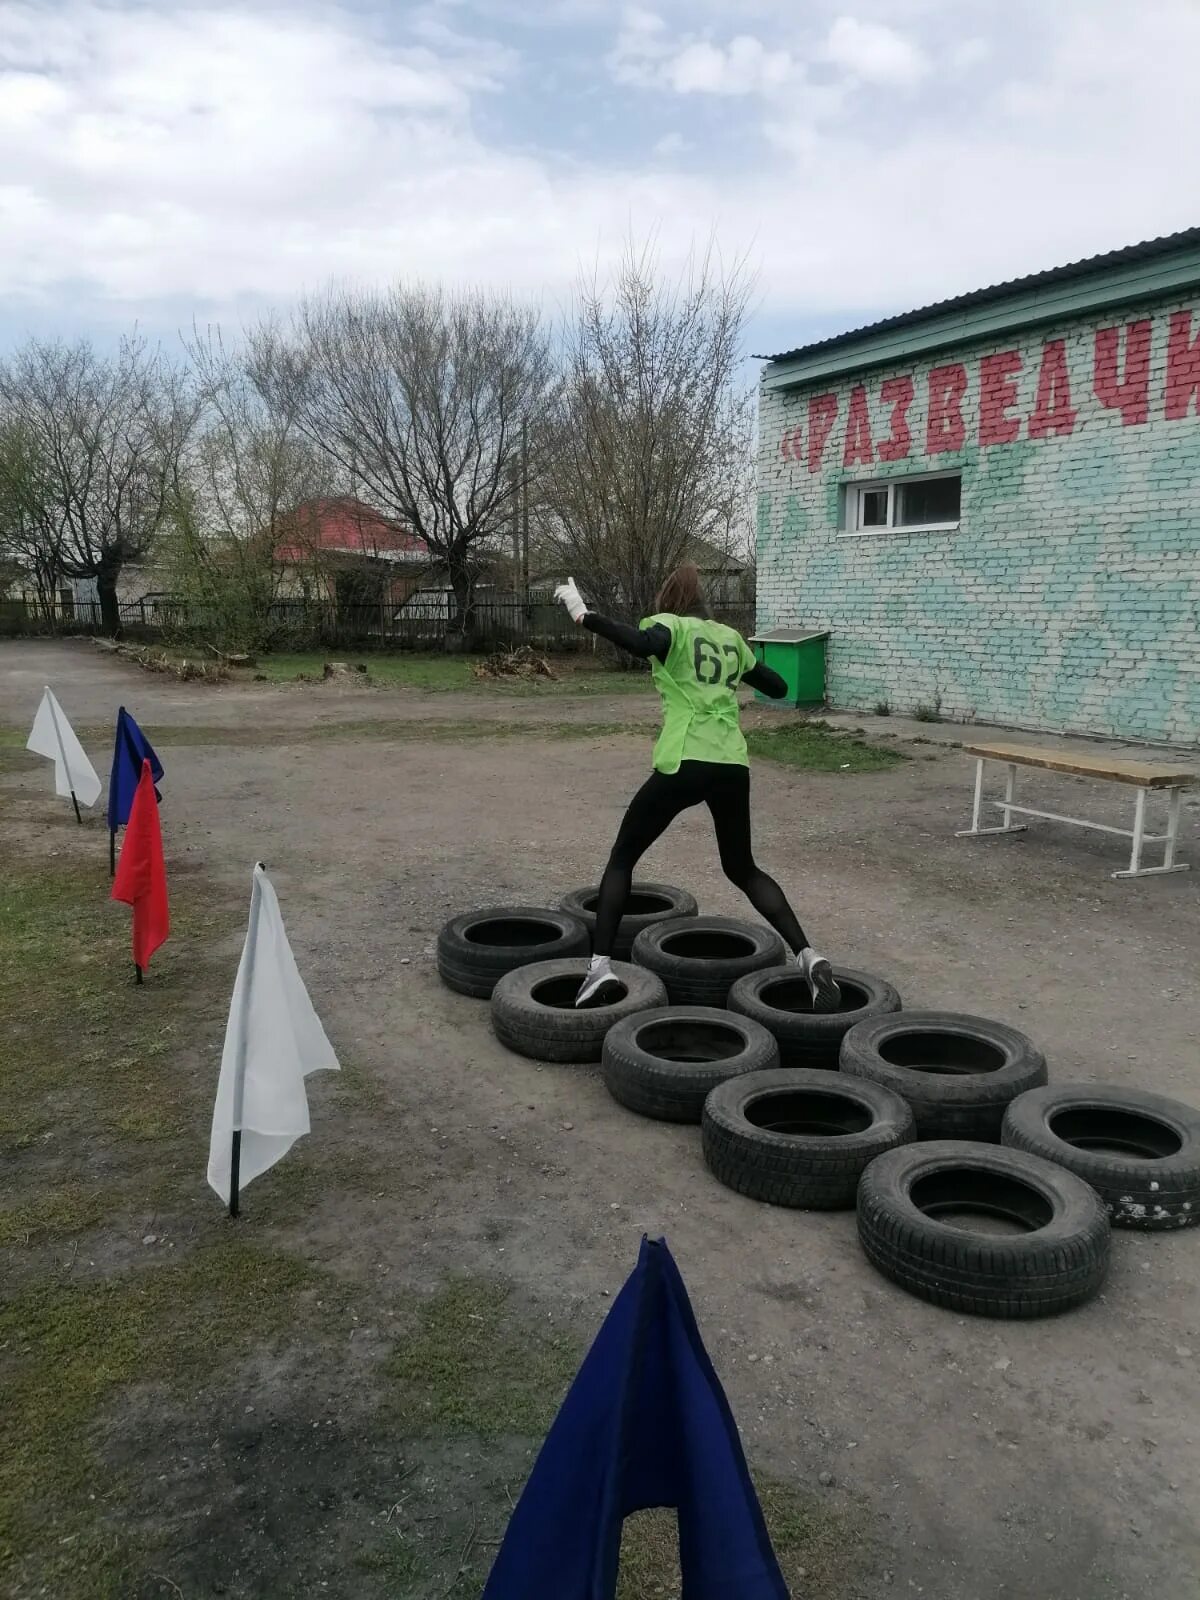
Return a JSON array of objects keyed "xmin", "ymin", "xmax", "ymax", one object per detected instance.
[{"xmin": 759, "ymin": 226, "xmax": 1200, "ymax": 365}]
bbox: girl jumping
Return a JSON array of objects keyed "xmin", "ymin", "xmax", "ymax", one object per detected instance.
[{"xmin": 554, "ymin": 563, "xmax": 840, "ymax": 1010}]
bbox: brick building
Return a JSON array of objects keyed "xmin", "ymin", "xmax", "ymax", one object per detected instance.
[{"xmin": 756, "ymin": 228, "xmax": 1200, "ymax": 745}]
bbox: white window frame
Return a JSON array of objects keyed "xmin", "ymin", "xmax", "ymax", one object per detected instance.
[{"xmin": 842, "ymin": 469, "xmax": 962, "ymax": 538}]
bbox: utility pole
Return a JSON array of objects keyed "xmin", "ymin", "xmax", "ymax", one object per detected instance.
[
  {"xmin": 520, "ymin": 419, "xmax": 530, "ymax": 604},
  {"xmin": 509, "ymin": 458, "xmax": 520, "ymax": 599}
]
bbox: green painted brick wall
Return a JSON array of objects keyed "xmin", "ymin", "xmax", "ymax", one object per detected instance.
[{"xmin": 756, "ymin": 294, "xmax": 1200, "ymax": 745}]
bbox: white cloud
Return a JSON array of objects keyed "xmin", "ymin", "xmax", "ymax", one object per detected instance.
[
  {"xmin": 822, "ymin": 15, "xmax": 929, "ymax": 86},
  {"xmin": 0, "ymin": 3, "xmax": 515, "ymax": 305},
  {"xmin": 0, "ymin": 0, "xmax": 1198, "ymax": 349},
  {"xmin": 608, "ymin": 7, "xmax": 671, "ymax": 88},
  {"xmin": 610, "ymin": 9, "xmax": 798, "ymax": 97},
  {"xmin": 666, "ymin": 36, "xmax": 797, "ymax": 95}
]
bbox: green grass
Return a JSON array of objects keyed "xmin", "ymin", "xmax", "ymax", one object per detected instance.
[
  {"xmin": 747, "ymin": 721, "xmax": 906, "ymax": 773},
  {"xmin": 0, "ymin": 1238, "xmax": 340, "ymax": 1594},
  {"xmin": 246, "ymin": 650, "xmax": 654, "ymax": 697},
  {"xmin": 616, "ymin": 1475, "xmax": 868, "ymax": 1598},
  {"xmin": 1, "ymin": 718, "xmax": 643, "ymax": 758},
  {"xmin": 353, "ymin": 1534, "xmax": 426, "ymax": 1584},
  {"xmin": 387, "ymin": 1277, "xmax": 579, "ymax": 1438},
  {"xmin": 184, "ymin": 717, "xmax": 637, "ymax": 748},
  {"xmin": 253, "ymin": 651, "xmax": 475, "ymax": 689},
  {"xmin": 0, "ymin": 855, "xmax": 235, "ymax": 1148},
  {"xmin": 0, "ymin": 850, "xmax": 433, "ymax": 1596},
  {"xmin": 5, "ymin": 717, "xmax": 902, "ymax": 781},
  {"xmin": 0, "ymin": 1186, "xmax": 117, "ymax": 1247},
  {"xmin": 0, "ymin": 850, "xmax": 325, "ymax": 1595},
  {"xmin": 352, "ymin": 1536, "xmax": 428, "ymax": 1587}
]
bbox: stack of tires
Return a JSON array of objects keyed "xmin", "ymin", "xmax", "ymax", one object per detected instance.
[
  {"xmin": 436, "ymin": 895, "xmax": 1200, "ymax": 1321},
  {"xmin": 702, "ymin": 1004, "xmax": 1200, "ymax": 1320},
  {"xmin": 436, "ymin": 888, "xmax": 697, "ymax": 1063},
  {"xmin": 606, "ymin": 915, "xmax": 904, "ymax": 1123}
]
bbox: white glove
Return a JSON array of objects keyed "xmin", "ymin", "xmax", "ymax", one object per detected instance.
[{"xmin": 554, "ymin": 576, "xmax": 588, "ymax": 623}]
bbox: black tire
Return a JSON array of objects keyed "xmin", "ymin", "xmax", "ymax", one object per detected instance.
[
  {"xmin": 437, "ymin": 907, "xmax": 589, "ymax": 998},
  {"xmin": 491, "ymin": 959, "xmax": 667, "ymax": 1062},
  {"xmin": 603, "ymin": 1007, "xmax": 779, "ymax": 1124},
  {"xmin": 559, "ymin": 883, "xmax": 699, "ymax": 961},
  {"xmin": 702, "ymin": 1069, "xmax": 915, "ymax": 1209},
  {"xmin": 729, "ymin": 965, "xmax": 901, "ymax": 1070},
  {"xmin": 857, "ymin": 1141, "xmax": 1110, "ymax": 1318},
  {"xmin": 631, "ymin": 916, "xmax": 787, "ymax": 1008},
  {"xmin": 1002, "ymin": 1084, "xmax": 1200, "ymax": 1231},
  {"xmin": 840, "ymin": 1012, "xmax": 1047, "ymax": 1142}
]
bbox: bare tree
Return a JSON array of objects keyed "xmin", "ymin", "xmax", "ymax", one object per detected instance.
[
  {"xmin": 248, "ymin": 284, "xmax": 556, "ymax": 641},
  {"xmin": 538, "ymin": 241, "xmax": 755, "ymax": 621},
  {"xmin": 0, "ymin": 418, "xmax": 65, "ymax": 620},
  {"xmin": 165, "ymin": 326, "xmax": 333, "ymax": 650},
  {"xmin": 0, "ymin": 337, "xmax": 194, "ymax": 635}
]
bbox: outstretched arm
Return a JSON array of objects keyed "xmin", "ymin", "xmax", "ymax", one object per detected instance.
[
  {"xmin": 555, "ymin": 577, "xmax": 671, "ymax": 662},
  {"xmin": 582, "ymin": 612, "xmax": 671, "ymax": 661}
]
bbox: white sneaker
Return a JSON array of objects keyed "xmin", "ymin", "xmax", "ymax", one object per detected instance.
[
  {"xmin": 798, "ymin": 948, "xmax": 841, "ymax": 1012},
  {"xmin": 576, "ymin": 956, "xmax": 622, "ymax": 1008}
]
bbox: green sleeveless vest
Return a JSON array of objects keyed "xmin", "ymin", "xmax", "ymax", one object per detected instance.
[{"xmin": 640, "ymin": 613, "xmax": 757, "ymax": 774}]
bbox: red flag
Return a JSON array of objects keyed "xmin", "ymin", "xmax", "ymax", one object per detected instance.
[{"xmin": 111, "ymin": 758, "xmax": 169, "ymax": 972}]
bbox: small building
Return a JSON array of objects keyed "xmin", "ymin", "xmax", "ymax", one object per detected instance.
[
  {"xmin": 689, "ymin": 537, "xmax": 754, "ymax": 608},
  {"xmin": 274, "ymin": 497, "xmax": 436, "ymax": 611},
  {"xmin": 756, "ymin": 228, "xmax": 1200, "ymax": 745}
]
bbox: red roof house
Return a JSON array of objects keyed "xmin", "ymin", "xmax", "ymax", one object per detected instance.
[
  {"xmin": 272, "ymin": 497, "xmax": 438, "ymax": 613},
  {"xmin": 274, "ymin": 497, "xmax": 430, "ymax": 565}
]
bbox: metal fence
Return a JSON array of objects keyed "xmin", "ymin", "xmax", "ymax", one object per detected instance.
[{"xmin": 0, "ymin": 595, "xmax": 756, "ymax": 650}]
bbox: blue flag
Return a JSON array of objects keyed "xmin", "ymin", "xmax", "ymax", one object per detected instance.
[
  {"xmin": 481, "ymin": 1237, "xmax": 788, "ymax": 1600},
  {"xmin": 107, "ymin": 706, "xmax": 163, "ymax": 833}
]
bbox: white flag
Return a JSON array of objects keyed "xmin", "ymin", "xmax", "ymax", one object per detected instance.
[
  {"xmin": 26, "ymin": 686, "xmax": 102, "ymax": 807},
  {"xmin": 207, "ymin": 864, "xmax": 339, "ymax": 1205}
]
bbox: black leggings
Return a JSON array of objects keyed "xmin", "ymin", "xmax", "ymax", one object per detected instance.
[{"xmin": 593, "ymin": 761, "xmax": 809, "ymax": 957}]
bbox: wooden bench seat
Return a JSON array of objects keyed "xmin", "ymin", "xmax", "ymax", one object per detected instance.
[
  {"xmin": 963, "ymin": 741, "xmax": 1195, "ymax": 789},
  {"xmin": 957, "ymin": 742, "xmax": 1194, "ymax": 879}
]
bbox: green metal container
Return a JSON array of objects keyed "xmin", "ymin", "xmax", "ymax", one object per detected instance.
[{"xmin": 748, "ymin": 627, "xmax": 829, "ymax": 709}]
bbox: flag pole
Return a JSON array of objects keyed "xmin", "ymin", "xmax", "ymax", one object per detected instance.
[
  {"xmin": 229, "ymin": 863, "xmax": 266, "ymax": 1220},
  {"xmin": 229, "ymin": 1131, "xmax": 242, "ymax": 1218},
  {"xmin": 44, "ymin": 687, "xmax": 83, "ymax": 824},
  {"xmin": 135, "ymin": 964, "xmax": 143, "ymax": 985},
  {"xmin": 110, "ymin": 829, "xmax": 116, "ymax": 876}
]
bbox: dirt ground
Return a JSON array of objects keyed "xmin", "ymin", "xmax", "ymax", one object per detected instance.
[{"xmin": 2, "ymin": 639, "xmax": 1199, "ymax": 1600}]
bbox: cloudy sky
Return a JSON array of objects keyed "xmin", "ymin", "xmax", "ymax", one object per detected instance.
[{"xmin": 1, "ymin": 0, "xmax": 1198, "ymax": 359}]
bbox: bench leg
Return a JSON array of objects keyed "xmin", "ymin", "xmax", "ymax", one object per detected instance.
[
  {"xmin": 1001, "ymin": 763, "xmax": 1017, "ymax": 831},
  {"xmin": 956, "ymin": 758, "xmax": 1028, "ymax": 839},
  {"xmin": 1164, "ymin": 785, "xmax": 1184, "ymax": 871},
  {"xmin": 966, "ymin": 757, "xmax": 984, "ymax": 833},
  {"xmin": 1113, "ymin": 786, "xmax": 1192, "ymax": 879},
  {"xmin": 1130, "ymin": 787, "xmax": 1146, "ymax": 876}
]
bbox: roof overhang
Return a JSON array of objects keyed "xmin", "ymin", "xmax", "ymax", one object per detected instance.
[{"xmin": 763, "ymin": 242, "xmax": 1200, "ymax": 392}]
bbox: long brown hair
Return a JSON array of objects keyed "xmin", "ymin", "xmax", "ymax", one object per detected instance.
[{"xmin": 654, "ymin": 562, "xmax": 708, "ymax": 618}]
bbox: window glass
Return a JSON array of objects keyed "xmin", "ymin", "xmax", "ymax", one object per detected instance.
[
  {"xmin": 859, "ymin": 487, "xmax": 889, "ymax": 527},
  {"xmin": 895, "ymin": 476, "xmax": 961, "ymax": 527}
]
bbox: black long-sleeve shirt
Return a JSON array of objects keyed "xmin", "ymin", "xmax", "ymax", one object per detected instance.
[{"xmin": 582, "ymin": 611, "xmax": 787, "ymax": 698}]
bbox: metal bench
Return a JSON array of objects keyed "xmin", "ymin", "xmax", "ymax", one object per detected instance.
[{"xmin": 956, "ymin": 741, "xmax": 1194, "ymax": 879}]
